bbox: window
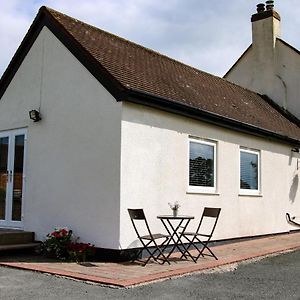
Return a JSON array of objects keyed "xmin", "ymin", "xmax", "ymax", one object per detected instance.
[
  {"xmin": 188, "ymin": 138, "xmax": 216, "ymax": 193},
  {"xmin": 240, "ymin": 148, "xmax": 260, "ymax": 194}
]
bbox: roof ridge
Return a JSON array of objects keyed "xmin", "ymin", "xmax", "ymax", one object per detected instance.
[{"xmin": 44, "ymin": 7, "xmax": 204, "ymax": 71}]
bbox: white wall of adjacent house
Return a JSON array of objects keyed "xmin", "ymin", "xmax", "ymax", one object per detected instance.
[
  {"xmin": 225, "ymin": 10, "xmax": 300, "ymax": 120},
  {"xmin": 275, "ymin": 40, "xmax": 300, "ymax": 117},
  {"xmin": 119, "ymin": 102, "xmax": 300, "ymax": 249},
  {"xmin": 0, "ymin": 27, "xmax": 122, "ymax": 249}
]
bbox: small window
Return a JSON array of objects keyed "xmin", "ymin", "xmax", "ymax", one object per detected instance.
[
  {"xmin": 240, "ymin": 148, "xmax": 260, "ymax": 194},
  {"xmin": 189, "ymin": 138, "xmax": 216, "ymax": 193}
]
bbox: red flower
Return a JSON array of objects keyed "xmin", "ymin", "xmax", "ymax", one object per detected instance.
[
  {"xmin": 51, "ymin": 232, "xmax": 61, "ymax": 238},
  {"xmin": 67, "ymin": 242, "xmax": 95, "ymax": 253},
  {"xmin": 61, "ymin": 229, "xmax": 68, "ymax": 236}
]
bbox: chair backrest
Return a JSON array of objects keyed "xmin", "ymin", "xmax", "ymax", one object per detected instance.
[
  {"xmin": 128, "ymin": 209, "xmax": 153, "ymax": 240},
  {"xmin": 128, "ymin": 208, "xmax": 146, "ymax": 220},
  {"xmin": 196, "ymin": 207, "xmax": 221, "ymax": 238}
]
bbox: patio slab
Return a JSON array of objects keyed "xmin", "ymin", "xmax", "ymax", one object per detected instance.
[{"xmin": 0, "ymin": 231, "xmax": 300, "ymax": 288}]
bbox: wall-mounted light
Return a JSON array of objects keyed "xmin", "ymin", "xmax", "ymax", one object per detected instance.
[
  {"xmin": 291, "ymin": 148, "xmax": 300, "ymax": 170},
  {"xmin": 29, "ymin": 110, "xmax": 41, "ymax": 122}
]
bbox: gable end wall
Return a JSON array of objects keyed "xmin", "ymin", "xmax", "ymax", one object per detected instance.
[{"xmin": 0, "ymin": 27, "xmax": 122, "ymax": 249}]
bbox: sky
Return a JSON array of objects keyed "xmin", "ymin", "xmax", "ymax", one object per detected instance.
[{"xmin": 0, "ymin": 0, "xmax": 299, "ymax": 78}]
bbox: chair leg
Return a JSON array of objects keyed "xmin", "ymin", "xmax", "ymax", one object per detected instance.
[
  {"xmin": 137, "ymin": 238, "xmax": 171, "ymax": 266},
  {"xmin": 151, "ymin": 237, "xmax": 168, "ymax": 259},
  {"xmin": 132, "ymin": 247, "xmax": 144, "ymax": 263},
  {"xmin": 134, "ymin": 241, "xmax": 157, "ymax": 266},
  {"xmin": 152, "ymin": 238, "xmax": 171, "ymax": 265},
  {"xmin": 177, "ymin": 239, "xmax": 191, "ymax": 260},
  {"xmin": 194, "ymin": 238, "xmax": 218, "ymax": 261},
  {"xmin": 198, "ymin": 242, "xmax": 218, "ymax": 260},
  {"xmin": 143, "ymin": 242, "xmax": 160, "ymax": 265},
  {"xmin": 142, "ymin": 253, "xmax": 154, "ymax": 266},
  {"xmin": 180, "ymin": 235, "xmax": 199, "ymax": 263}
]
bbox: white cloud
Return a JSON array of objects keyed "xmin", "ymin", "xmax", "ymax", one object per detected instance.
[{"xmin": 0, "ymin": 0, "xmax": 300, "ymax": 77}]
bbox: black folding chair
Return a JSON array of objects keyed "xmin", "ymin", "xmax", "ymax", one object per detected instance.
[
  {"xmin": 286, "ymin": 213, "xmax": 300, "ymax": 227},
  {"xmin": 128, "ymin": 209, "xmax": 170, "ymax": 266},
  {"xmin": 181, "ymin": 207, "xmax": 221, "ymax": 262}
]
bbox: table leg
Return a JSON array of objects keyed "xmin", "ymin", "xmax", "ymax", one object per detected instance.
[
  {"xmin": 159, "ymin": 219, "xmax": 196, "ymax": 262},
  {"xmin": 168, "ymin": 219, "xmax": 196, "ymax": 263}
]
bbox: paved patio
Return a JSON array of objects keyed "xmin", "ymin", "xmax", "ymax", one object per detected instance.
[{"xmin": 0, "ymin": 231, "xmax": 300, "ymax": 288}]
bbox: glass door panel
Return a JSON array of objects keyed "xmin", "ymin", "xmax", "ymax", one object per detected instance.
[
  {"xmin": 0, "ymin": 137, "xmax": 8, "ymax": 220},
  {"xmin": 11, "ymin": 135, "xmax": 25, "ymax": 221},
  {"xmin": 0, "ymin": 129, "xmax": 26, "ymax": 228}
]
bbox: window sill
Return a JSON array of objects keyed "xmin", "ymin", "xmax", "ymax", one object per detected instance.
[
  {"xmin": 186, "ymin": 190, "xmax": 220, "ymax": 196},
  {"xmin": 238, "ymin": 193, "xmax": 263, "ymax": 197}
]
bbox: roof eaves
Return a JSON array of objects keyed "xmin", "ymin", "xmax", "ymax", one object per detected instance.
[{"xmin": 125, "ymin": 88, "xmax": 300, "ymax": 147}]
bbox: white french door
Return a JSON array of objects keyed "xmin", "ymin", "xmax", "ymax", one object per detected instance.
[{"xmin": 0, "ymin": 129, "xmax": 27, "ymax": 228}]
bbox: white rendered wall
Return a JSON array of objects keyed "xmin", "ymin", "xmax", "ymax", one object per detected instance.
[
  {"xmin": 226, "ymin": 47, "xmax": 255, "ymax": 90},
  {"xmin": 275, "ymin": 40, "xmax": 300, "ymax": 116},
  {"xmin": 119, "ymin": 102, "xmax": 300, "ymax": 249},
  {"xmin": 226, "ymin": 14, "xmax": 281, "ymax": 98},
  {"xmin": 0, "ymin": 27, "xmax": 122, "ymax": 249}
]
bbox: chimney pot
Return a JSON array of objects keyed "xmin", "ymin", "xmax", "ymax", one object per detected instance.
[
  {"xmin": 257, "ymin": 3, "xmax": 265, "ymax": 13},
  {"xmin": 266, "ymin": 0, "xmax": 274, "ymax": 10}
]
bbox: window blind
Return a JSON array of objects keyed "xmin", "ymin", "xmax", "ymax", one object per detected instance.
[
  {"xmin": 240, "ymin": 151, "xmax": 258, "ymax": 190},
  {"xmin": 189, "ymin": 142, "xmax": 214, "ymax": 187}
]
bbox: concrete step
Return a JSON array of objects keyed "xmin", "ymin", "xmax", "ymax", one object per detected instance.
[
  {"xmin": 0, "ymin": 230, "xmax": 35, "ymax": 245},
  {"xmin": 0, "ymin": 242, "xmax": 39, "ymax": 251}
]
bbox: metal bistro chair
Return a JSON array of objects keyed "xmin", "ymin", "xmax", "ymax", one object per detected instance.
[
  {"xmin": 181, "ymin": 207, "xmax": 221, "ymax": 262},
  {"xmin": 128, "ymin": 209, "xmax": 170, "ymax": 266},
  {"xmin": 286, "ymin": 213, "xmax": 300, "ymax": 227}
]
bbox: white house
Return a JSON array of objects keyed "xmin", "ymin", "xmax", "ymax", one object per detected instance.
[{"xmin": 0, "ymin": 5, "xmax": 300, "ymax": 259}]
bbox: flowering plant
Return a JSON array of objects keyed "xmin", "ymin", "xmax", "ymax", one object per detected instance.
[
  {"xmin": 168, "ymin": 201, "xmax": 180, "ymax": 210},
  {"xmin": 39, "ymin": 227, "xmax": 73, "ymax": 260},
  {"xmin": 67, "ymin": 242, "xmax": 95, "ymax": 263},
  {"xmin": 39, "ymin": 227, "xmax": 95, "ymax": 262}
]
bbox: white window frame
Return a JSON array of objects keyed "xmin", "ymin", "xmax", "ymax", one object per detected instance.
[
  {"xmin": 188, "ymin": 137, "xmax": 217, "ymax": 194},
  {"xmin": 239, "ymin": 147, "xmax": 261, "ymax": 196}
]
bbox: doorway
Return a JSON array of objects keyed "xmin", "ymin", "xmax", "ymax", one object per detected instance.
[{"xmin": 0, "ymin": 129, "xmax": 27, "ymax": 228}]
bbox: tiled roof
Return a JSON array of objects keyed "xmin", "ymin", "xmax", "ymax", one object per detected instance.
[{"xmin": 2, "ymin": 6, "xmax": 300, "ymax": 144}]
